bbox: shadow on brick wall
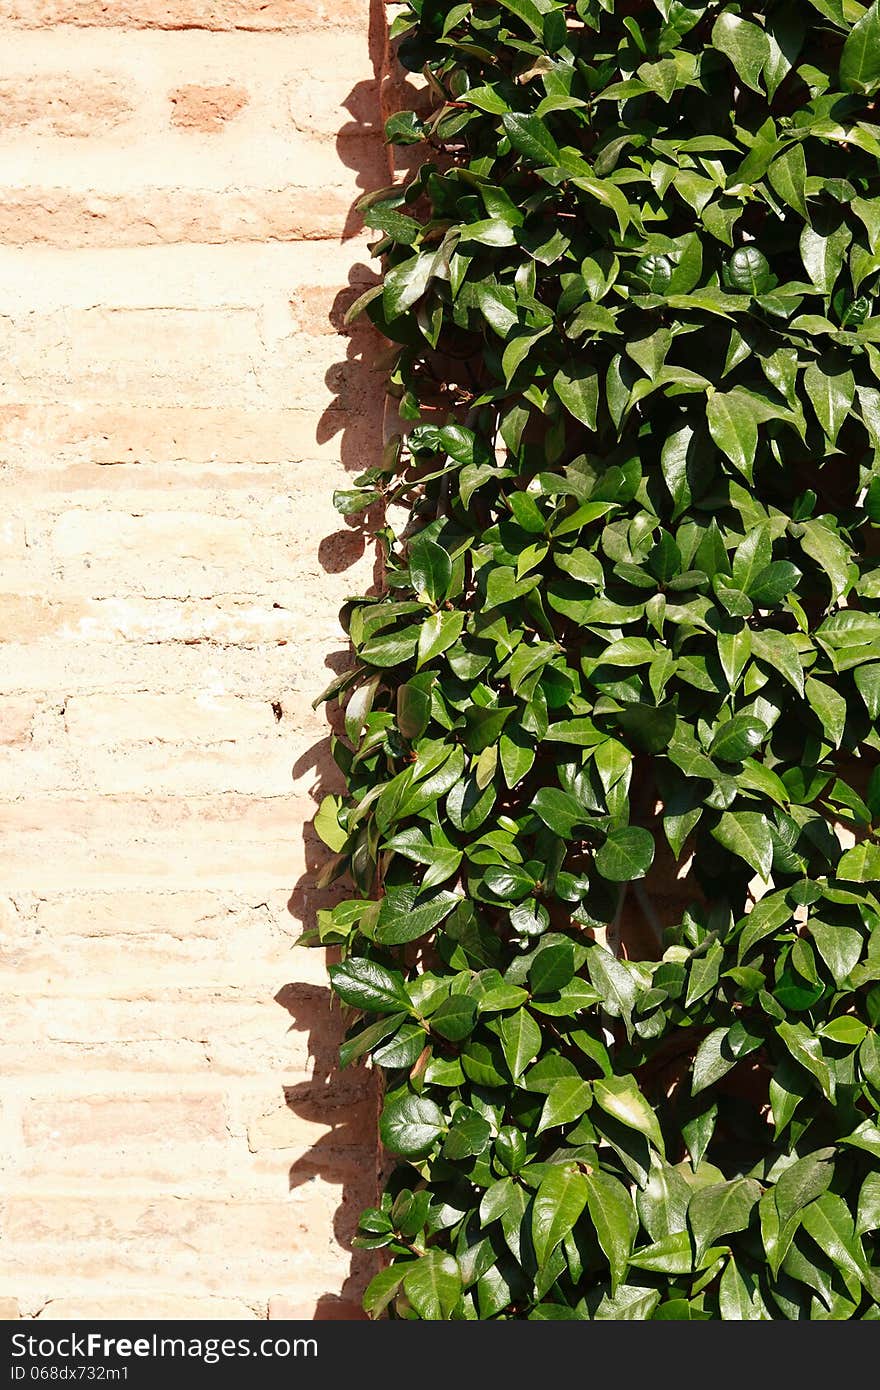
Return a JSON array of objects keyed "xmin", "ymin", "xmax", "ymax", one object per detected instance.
[{"xmin": 279, "ymin": 0, "xmax": 398, "ymax": 1322}]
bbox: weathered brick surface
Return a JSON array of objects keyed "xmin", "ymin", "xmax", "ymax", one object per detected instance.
[
  {"xmin": 0, "ymin": 0, "xmax": 388, "ymax": 1322},
  {"xmin": 0, "ymin": 1, "xmax": 371, "ymax": 29}
]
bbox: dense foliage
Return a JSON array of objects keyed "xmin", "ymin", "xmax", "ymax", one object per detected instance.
[{"xmin": 306, "ymin": 0, "xmax": 880, "ymax": 1318}]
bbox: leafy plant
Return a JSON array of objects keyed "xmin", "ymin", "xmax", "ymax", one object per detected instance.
[{"xmin": 306, "ymin": 0, "xmax": 880, "ymax": 1319}]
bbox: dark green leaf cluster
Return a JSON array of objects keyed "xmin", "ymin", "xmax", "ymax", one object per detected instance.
[{"xmin": 308, "ymin": 0, "xmax": 880, "ymax": 1319}]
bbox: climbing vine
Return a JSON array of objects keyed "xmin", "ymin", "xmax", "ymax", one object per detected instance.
[{"xmin": 305, "ymin": 0, "xmax": 880, "ymax": 1319}]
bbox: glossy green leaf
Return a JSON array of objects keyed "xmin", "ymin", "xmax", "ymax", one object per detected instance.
[
  {"xmin": 329, "ymin": 957, "xmax": 410, "ymax": 1014},
  {"xmin": 840, "ymin": 1, "xmax": 880, "ymax": 95},
  {"xmin": 402, "ymin": 1250, "xmax": 462, "ymax": 1320},
  {"xmin": 595, "ymin": 826, "xmax": 655, "ymax": 882},
  {"xmin": 711, "ymin": 811, "xmax": 773, "ymax": 879},
  {"xmin": 532, "ymin": 1165, "xmax": 589, "ymax": 1269},
  {"xmin": 593, "ymin": 1074, "xmax": 664, "ymax": 1154},
  {"xmin": 380, "ymin": 1093, "xmax": 445, "ymax": 1158}
]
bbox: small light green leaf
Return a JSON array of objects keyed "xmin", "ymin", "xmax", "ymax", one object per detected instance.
[{"xmin": 314, "ymin": 794, "xmax": 348, "ymax": 852}]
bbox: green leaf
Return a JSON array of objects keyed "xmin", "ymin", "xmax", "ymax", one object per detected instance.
[
  {"xmin": 710, "ymin": 714, "xmax": 767, "ymax": 763},
  {"xmin": 497, "ymin": 1007, "xmax": 542, "ymax": 1080},
  {"xmin": 837, "ymin": 842, "xmax": 880, "ymax": 882},
  {"xmin": 363, "ymin": 1265, "xmax": 406, "ymax": 1318},
  {"xmin": 417, "ymin": 610, "xmax": 465, "ymax": 669},
  {"xmin": 380, "ymin": 1092, "xmax": 445, "ymax": 1157},
  {"xmin": 375, "ymin": 885, "xmax": 460, "ymax": 946},
  {"xmin": 707, "ymin": 390, "xmax": 759, "ymax": 480},
  {"xmin": 495, "ymin": 0, "xmax": 544, "ymax": 38},
  {"xmin": 409, "ymin": 534, "xmax": 452, "ymax": 603},
  {"xmin": 314, "ymin": 794, "xmax": 348, "ymax": 852},
  {"xmin": 360, "ymin": 626, "xmax": 420, "ymax": 668},
  {"xmin": 727, "ymin": 247, "xmax": 772, "ymax": 296},
  {"xmin": 798, "ymin": 519, "xmax": 852, "ymax": 604},
  {"xmin": 502, "ymin": 112, "xmax": 561, "ymax": 166},
  {"xmin": 768, "ymin": 144, "xmax": 808, "ymax": 219},
  {"xmin": 712, "ymin": 811, "xmax": 773, "ymax": 878},
  {"xmin": 711, "ymin": 12, "xmax": 771, "ymax": 92},
  {"xmin": 629, "ymin": 1231, "xmax": 693, "ymax": 1276},
  {"xmin": 749, "ymin": 561, "xmax": 801, "ymax": 606},
  {"xmin": 329, "ymin": 957, "xmax": 410, "ymax": 1014},
  {"xmin": 529, "ymin": 942, "xmax": 576, "ymax": 995},
  {"xmin": 593, "ymin": 1074, "xmax": 664, "ymax": 1154},
  {"xmin": 857, "ymin": 1173, "xmax": 880, "ymax": 1235},
  {"xmin": 840, "ymin": 0, "xmax": 880, "ymax": 95},
  {"xmin": 463, "ymin": 704, "xmax": 515, "ymax": 754},
  {"xmin": 750, "ymin": 629, "xmax": 804, "ymax": 697},
  {"xmin": 443, "ymin": 1106, "xmax": 491, "ymax": 1160},
  {"xmin": 800, "ymin": 1193, "xmax": 870, "ymax": 1291},
  {"xmin": 809, "ymin": 919, "xmax": 863, "ymax": 985},
  {"xmin": 532, "ymin": 1164, "xmax": 590, "ymax": 1269},
  {"xmin": 584, "ymin": 1169, "xmax": 638, "ymax": 1293},
  {"xmin": 532, "ymin": 786, "xmax": 587, "ymax": 837},
  {"xmin": 397, "ymin": 679, "xmax": 432, "ymax": 741},
  {"xmin": 804, "ymin": 359, "xmax": 855, "ymax": 447},
  {"xmin": 499, "ymin": 729, "xmax": 535, "ymax": 788},
  {"xmin": 719, "ymin": 1257, "xmax": 764, "ymax": 1320},
  {"xmin": 805, "ymin": 677, "xmax": 847, "ymax": 747},
  {"xmin": 431, "ymin": 993, "xmax": 478, "ymax": 1042},
  {"xmin": 854, "ymin": 663, "xmax": 880, "ymax": 718},
  {"xmin": 554, "ymin": 363, "xmax": 599, "ymax": 429},
  {"xmin": 402, "ymin": 1250, "xmax": 462, "ymax": 1320},
  {"xmin": 689, "ymin": 1178, "xmax": 761, "ymax": 1262},
  {"xmin": 595, "ymin": 826, "xmax": 655, "ymax": 882},
  {"xmin": 587, "ymin": 945, "xmax": 638, "ymax": 1038},
  {"xmin": 776, "ymin": 1021, "xmax": 836, "ymax": 1100},
  {"xmin": 458, "ymin": 217, "xmax": 517, "ymax": 248},
  {"xmin": 692, "ymin": 1027, "xmax": 739, "ymax": 1094},
  {"xmin": 800, "ymin": 218, "xmax": 852, "ymax": 296},
  {"xmin": 537, "ymin": 1078, "xmax": 593, "ymax": 1134}
]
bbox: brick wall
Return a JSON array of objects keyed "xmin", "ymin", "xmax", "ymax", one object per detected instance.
[{"xmin": 0, "ymin": 0, "xmax": 390, "ymax": 1320}]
